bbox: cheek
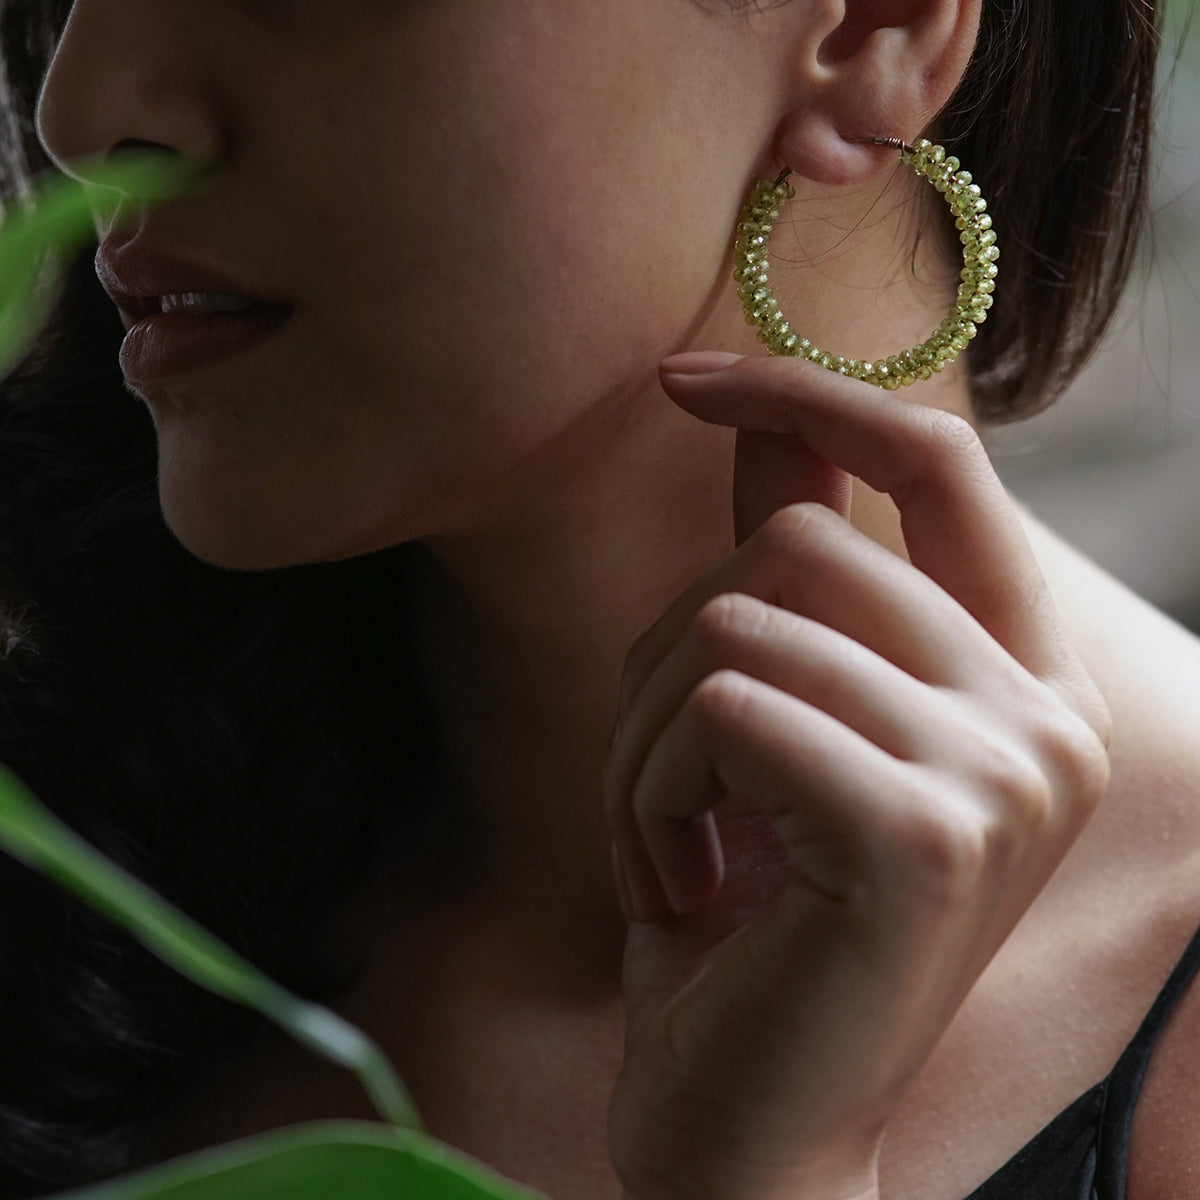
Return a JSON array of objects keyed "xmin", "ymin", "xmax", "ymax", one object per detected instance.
[
  {"xmin": 293, "ymin": 1, "xmax": 740, "ymax": 423},
  {"xmin": 150, "ymin": 2, "xmax": 751, "ymax": 569}
]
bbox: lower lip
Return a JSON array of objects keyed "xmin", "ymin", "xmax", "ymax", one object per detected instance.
[{"xmin": 119, "ymin": 307, "xmax": 294, "ymax": 384}]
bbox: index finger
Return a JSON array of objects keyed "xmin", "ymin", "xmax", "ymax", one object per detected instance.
[{"xmin": 658, "ymin": 354, "xmax": 1070, "ymax": 682}]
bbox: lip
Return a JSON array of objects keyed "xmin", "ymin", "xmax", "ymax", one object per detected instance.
[
  {"xmin": 95, "ymin": 239, "xmax": 294, "ymax": 327},
  {"xmin": 119, "ymin": 308, "xmax": 294, "ymax": 385}
]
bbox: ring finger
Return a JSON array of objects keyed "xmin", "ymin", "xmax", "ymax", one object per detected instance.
[{"xmin": 606, "ymin": 592, "xmax": 970, "ymax": 917}]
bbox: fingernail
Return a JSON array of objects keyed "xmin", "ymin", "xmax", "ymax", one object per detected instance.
[{"xmin": 660, "ymin": 351, "xmax": 746, "ymax": 376}]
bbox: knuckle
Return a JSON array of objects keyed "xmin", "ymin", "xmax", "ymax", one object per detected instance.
[
  {"xmin": 895, "ymin": 749, "xmax": 1054, "ymax": 902},
  {"xmin": 906, "ymin": 410, "xmax": 990, "ymax": 500},
  {"xmin": 753, "ymin": 500, "xmax": 837, "ymax": 558},
  {"xmin": 975, "ymin": 730, "xmax": 1056, "ymax": 833},
  {"xmin": 1034, "ymin": 702, "xmax": 1113, "ymax": 813},
  {"xmin": 687, "ymin": 668, "xmax": 754, "ymax": 731},
  {"xmin": 893, "ymin": 794, "xmax": 992, "ymax": 902},
  {"xmin": 690, "ymin": 592, "xmax": 769, "ymax": 661},
  {"xmin": 924, "ymin": 408, "xmax": 985, "ymax": 458}
]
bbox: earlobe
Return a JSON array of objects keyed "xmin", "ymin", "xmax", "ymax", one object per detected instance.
[
  {"xmin": 774, "ymin": 112, "xmax": 896, "ymax": 189},
  {"xmin": 776, "ymin": 0, "xmax": 981, "ymax": 187}
]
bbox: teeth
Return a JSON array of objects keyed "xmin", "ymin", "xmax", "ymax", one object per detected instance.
[{"xmin": 159, "ymin": 293, "xmax": 257, "ymax": 315}]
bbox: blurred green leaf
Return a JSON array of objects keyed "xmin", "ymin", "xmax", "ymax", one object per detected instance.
[
  {"xmin": 0, "ymin": 762, "xmax": 422, "ymax": 1133},
  {"xmin": 46, "ymin": 1122, "xmax": 542, "ymax": 1200},
  {"xmin": 0, "ymin": 155, "xmax": 549, "ymax": 1200},
  {"xmin": 0, "ymin": 153, "xmax": 201, "ymax": 378}
]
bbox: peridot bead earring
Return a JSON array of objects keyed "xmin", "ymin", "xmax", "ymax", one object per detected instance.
[{"xmin": 732, "ymin": 136, "xmax": 999, "ymax": 390}]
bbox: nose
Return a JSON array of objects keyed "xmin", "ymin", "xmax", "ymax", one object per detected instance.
[{"xmin": 34, "ymin": 0, "xmax": 219, "ymax": 193}]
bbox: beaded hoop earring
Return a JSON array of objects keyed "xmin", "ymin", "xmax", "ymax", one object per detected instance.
[{"xmin": 732, "ymin": 137, "xmax": 999, "ymax": 390}]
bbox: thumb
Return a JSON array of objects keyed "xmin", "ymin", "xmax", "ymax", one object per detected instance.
[{"xmin": 734, "ymin": 428, "xmax": 853, "ymax": 546}]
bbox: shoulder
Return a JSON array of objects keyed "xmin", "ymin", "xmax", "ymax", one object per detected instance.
[
  {"xmin": 1015, "ymin": 503, "xmax": 1200, "ymax": 1199},
  {"xmin": 1019, "ymin": 502, "xmax": 1200, "ymax": 899},
  {"xmin": 1016, "ymin": 500, "xmax": 1200, "ymax": 844}
]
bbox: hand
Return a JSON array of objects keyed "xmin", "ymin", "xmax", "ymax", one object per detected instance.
[{"xmin": 603, "ymin": 353, "xmax": 1112, "ymax": 1200}]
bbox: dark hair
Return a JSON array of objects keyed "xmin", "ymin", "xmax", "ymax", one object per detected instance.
[
  {"xmin": 0, "ymin": 240, "xmax": 453, "ymax": 1192},
  {"xmin": 940, "ymin": 0, "xmax": 1162, "ymax": 421},
  {"xmin": 0, "ymin": 0, "xmax": 1165, "ymax": 1194}
]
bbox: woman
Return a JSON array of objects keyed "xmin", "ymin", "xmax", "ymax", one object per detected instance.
[{"xmin": 0, "ymin": 0, "xmax": 1193, "ymax": 1198}]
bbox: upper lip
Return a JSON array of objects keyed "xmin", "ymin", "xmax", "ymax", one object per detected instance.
[{"xmin": 95, "ymin": 241, "xmax": 294, "ymax": 324}]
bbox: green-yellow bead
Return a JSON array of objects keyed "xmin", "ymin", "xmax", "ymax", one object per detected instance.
[{"xmin": 733, "ymin": 139, "xmax": 996, "ymax": 390}]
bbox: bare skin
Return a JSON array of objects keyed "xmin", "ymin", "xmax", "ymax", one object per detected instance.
[
  {"xmin": 138, "ymin": 491, "xmax": 1200, "ymax": 1200},
  {"xmin": 33, "ymin": 1, "xmax": 1200, "ymax": 1198}
]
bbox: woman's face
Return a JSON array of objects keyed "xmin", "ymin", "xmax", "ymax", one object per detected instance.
[{"xmin": 36, "ymin": 0, "xmax": 789, "ymax": 569}]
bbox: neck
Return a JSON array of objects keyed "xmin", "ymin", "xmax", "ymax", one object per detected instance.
[
  {"xmin": 400, "ymin": 350, "xmax": 976, "ymax": 972},
  {"xmin": 389, "ymin": 161, "xmax": 980, "ymax": 973}
]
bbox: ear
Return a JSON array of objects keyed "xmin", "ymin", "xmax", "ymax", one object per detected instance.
[{"xmin": 776, "ymin": 0, "xmax": 982, "ymax": 187}]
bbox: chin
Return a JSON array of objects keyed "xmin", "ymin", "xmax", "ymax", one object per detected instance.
[
  {"xmin": 164, "ymin": 520, "xmax": 307, "ymax": 573},
  {"xmin": 159, "ymin": 485, "xmax": 422, "ymax": 574},
  {"xmin": 158, "ymin": 494, "xmax": 318, "ymax": 574}
]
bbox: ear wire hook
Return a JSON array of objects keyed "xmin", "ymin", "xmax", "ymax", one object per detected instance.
[{"xmin": 847, "ymin": 135, "xmax": 919, "ymax": 154}]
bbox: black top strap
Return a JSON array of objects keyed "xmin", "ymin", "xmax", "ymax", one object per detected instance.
[
  {"xmin": 1094, "ymin": 914, "xmax": 1200, "ymax": 1196},
  {"xmin": 964, "ymin": 914, "xmax": 1200, "ymax": 1200}
]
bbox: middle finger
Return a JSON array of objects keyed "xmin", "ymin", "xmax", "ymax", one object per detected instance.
[{"xmin": 616, "ymin": 501, "xmax": 1022, "ymax": 734}]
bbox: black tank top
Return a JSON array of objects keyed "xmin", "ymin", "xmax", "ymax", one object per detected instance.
[{"xmin": 963, "ymin": 916, "xmax": 1200, "ymax": 1198}]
